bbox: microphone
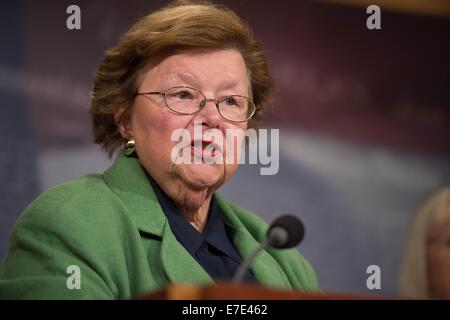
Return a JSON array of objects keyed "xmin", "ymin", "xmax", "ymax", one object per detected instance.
[{"xmin": 232, "ymin": 214, "xmax": 305, "ymax": 284}]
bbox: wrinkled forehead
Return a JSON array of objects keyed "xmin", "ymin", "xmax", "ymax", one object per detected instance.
[{"xmin": 139, "ymin": 48, "xmax": 251, "ymax": 95}]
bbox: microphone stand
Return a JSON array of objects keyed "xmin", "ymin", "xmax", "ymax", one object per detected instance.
[{"xmin": 232, "ymin": 237, "xmax": 271, "ymax": 284}]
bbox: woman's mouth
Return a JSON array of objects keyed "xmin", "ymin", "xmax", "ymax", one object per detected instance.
[{"xmin": 190, "ymin": 140, "xmax": 222, "ymax": 159}]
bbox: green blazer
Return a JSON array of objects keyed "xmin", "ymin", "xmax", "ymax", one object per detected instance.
[{"xmin": 0, "ymin": 153, "xmax": 319, "ymax": 299}]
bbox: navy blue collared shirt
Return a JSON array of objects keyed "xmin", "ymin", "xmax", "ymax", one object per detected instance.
[{"xmin": 148, "ymin": 176, "xmax": 257, "ymax": 283}]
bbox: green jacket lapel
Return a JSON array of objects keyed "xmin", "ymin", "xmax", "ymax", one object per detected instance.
[
  {"xmin": 103, "ymin": 153, "xmax": 165, "ymax": 236},
  {"xmin": 160, "ymin": 221, "xmax": 213, "ymax": 285},
  {"xmin": 104, "ymin": 154, "xmax": 290, "ymax": 288},
  {"xmin": 104, "ymin": 153, "xmax": 212, "ymax": 285},
  {"xmin": 215, "ymin": 195, "xmax": 292, "ymax": 289}
]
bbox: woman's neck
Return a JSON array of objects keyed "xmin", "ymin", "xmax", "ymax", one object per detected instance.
[{"xmin": 165, "ymin": 181, "xmax": 214, "ymax": 233}]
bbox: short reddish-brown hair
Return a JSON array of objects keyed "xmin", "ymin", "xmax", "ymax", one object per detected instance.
[{"xmin": 90, "ymin": 0, "xmax": 274, "ymax": 156}]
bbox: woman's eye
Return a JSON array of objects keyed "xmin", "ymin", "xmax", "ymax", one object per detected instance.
[
  {"xmin": 224, "ymin": 97, "xmax": 238, "ymax": 106},
  {"xmin": 173, "ymin": 91, "xmax": 193, "ymax": 100}
]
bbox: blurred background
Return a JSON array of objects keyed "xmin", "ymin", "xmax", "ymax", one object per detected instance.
[{"xmin": 1, "ymin": 0, "xmax": 449, "ymax": 296}]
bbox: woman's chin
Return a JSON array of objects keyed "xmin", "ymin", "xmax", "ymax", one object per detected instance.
[{"xmin": 179, "ymin": 163, "xmax": 224, "ymax": 189}]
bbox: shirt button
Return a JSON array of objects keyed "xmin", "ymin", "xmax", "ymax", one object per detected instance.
[{"xmin": 200, "ymin": 243, "xmax": 208, "ymax": 251}]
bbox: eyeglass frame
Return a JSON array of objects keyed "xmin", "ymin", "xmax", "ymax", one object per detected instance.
[{"xmin": 134, "ymin": 85, "xmax": 258, "ymax": 123}]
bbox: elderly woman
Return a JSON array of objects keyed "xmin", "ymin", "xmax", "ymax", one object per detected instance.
[
  {"xmin": 0, "ymin": 1, "xmax": 318, "ymax": 299},
  {"xmin": 400, "ymin": 186, "xmax": 450, "ymax": 299}
]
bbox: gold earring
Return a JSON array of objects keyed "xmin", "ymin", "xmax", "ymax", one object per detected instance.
[{"xmin": 124, "ymin": 138, "xmax": 135, "ymax": 156}]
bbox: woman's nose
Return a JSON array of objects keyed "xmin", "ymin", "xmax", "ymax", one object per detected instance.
[{"xmin": 195, "ymin": 99, "xmax": 221, "ymax": 128}]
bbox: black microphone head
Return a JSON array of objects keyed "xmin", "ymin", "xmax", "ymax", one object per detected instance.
[{"xmin": 267, "ymin": 214, "xmax": 305, "ymax": 249}]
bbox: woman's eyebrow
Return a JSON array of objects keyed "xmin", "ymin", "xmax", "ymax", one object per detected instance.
[
  {"xmin": 164, "ymin": 71, "xmax": 198, "ymax": 86},
  {"xmin": 217, "ymin": 79, "xmax": 242, "ymax": 91},
  {"xmin": 165, "ymin": 71, "xmax": 245, "ymax": 93}
]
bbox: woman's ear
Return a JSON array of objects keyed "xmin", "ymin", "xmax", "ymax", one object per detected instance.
[{"xmin": 114, "ymin": 108, "xmax": 133, "ymax": 139}]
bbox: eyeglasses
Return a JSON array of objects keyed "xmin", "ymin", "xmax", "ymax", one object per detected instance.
[{"xmin": 135, "ymin": 86, "xmax": 257, "ymax": 123}]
